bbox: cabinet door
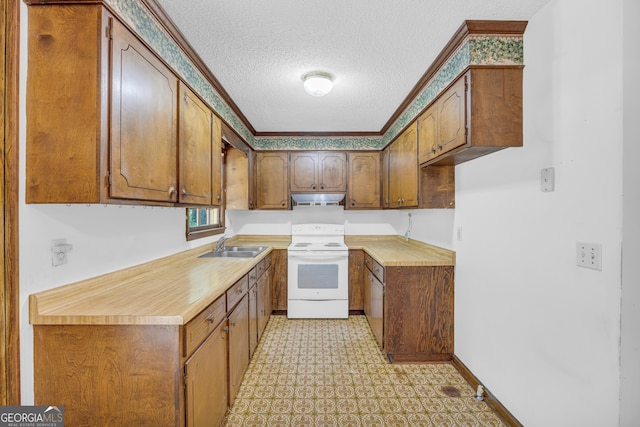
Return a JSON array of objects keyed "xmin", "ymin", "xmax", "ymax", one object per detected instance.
[
  {"xmin": 381, "ymin": 147, "xmax": 390, "ymax": 208},
  {"xmin": 318, "ymin": 152, "xmax": 347, "ymax": 192},
  {"xmin": 248, "ymin": 285, "xmax": 258, "ymax": 357},
  {"xmin": 110, "ymin": 19, "xmax": 178, "ymax": 202},
  {"xmin": 289, "ymin": 152, "xmax": 318, "ymax": 192},
  {"xmin": 365, "ymin": 270, "xmax": 383, "ymax": 349},
  {"xmin": 212, "ymin": 115, "xmax": 223, "ymax": 206},
  {"xmin": 178, "ymin": 82, "xmax": 212, "ymax": 205},
  {"xmin": 228, "ymin": 295, "xmax": 249, "ymax": 405},
  {"xmin": 347, "ymin": 152, "xmax": 380, "ymax": 209},
  {"xmin": 438, "ymin": 76, "xmax": 467, "ymax": 154},
  {"xmin": 257, "ymin": 267, "xmax": 271, "ymax": 339},
  {"xmin": 370, "ymin": 273, "xmax": 384, "ymax": 350},
  {"xmin": 417, "ymin": 105, "xmax": 438, "ymax": 164},
  {"xmin": 348, "ymin": 250, "xmax": 364, "ymax": 311},
  {"xmin": 256, "ymin": 152, "xmax": 289, "ymax": 209},
  {"xmin": 185, "ymin": 322, "xmax": 228, "ymax": 427},
  {"xmin": 225, "ymin": 146, "xmax": 249, "ymax": 210},
  {"xmin": 389, "ymin": 122, "xmax": 418, "ymax": 208}
]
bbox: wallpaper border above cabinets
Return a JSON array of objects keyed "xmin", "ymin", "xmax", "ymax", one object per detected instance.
[{"xmin": 106, "ymin": 0, "xmax": 524, "ymax": 151}]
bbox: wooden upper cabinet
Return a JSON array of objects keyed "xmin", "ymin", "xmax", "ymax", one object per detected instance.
[
  {"xmin": 418, "ymin": 68, "xmax": 523, "ymax": 166},
  {"xmin": 290, "ymin": 152, "xmax": 347, "ymax": 192},
  {"xmin": 255, "ymin": 152, "xmax": 289, "ymax": 209},
  {"xmin": 225, "ymin": 146, "xmax": 250, "ymax": 210},
  {"xmin": 381, "ymin": 147, "xmax": 390, "ymax": 208},
  {"xmin": 178, "ymin": 82, "xmax": 214, "ymax": 206},
  {"xmin": 26, "ymin": 5, "xmax": 111, "ymax": 203},
  {"xmin": 388, "ymin": 122, "xmax": 418, "ymax": 208},
  {"xmin": 418, "ymin": 76, "xmax": 466, "ymax": 164},
  {"xmin": 25, "ymin": 5, "xmax": 220, "ymax": 207},
  {"xmin": 347, "ymin": 152, "xmax": 380, "ymax": 209},
  {"xmin": 109, "ymin": 18, "xmax": 178, "ymax": 203},
  {"xmin": 211, "ymin": 115, "xmax": 223, "ymax": 206}
]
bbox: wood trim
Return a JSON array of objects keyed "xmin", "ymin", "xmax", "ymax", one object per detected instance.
[
  {"xmin": 380, "ymin": 20, "xmax": 527, "ymax": 135},
  {"xmin": 1, "ymin": 0, "xmax": 21, "ymax": 405},
  {"xmin": 452, "ymin": 355, "xmax": 523, "ymax": 427}
]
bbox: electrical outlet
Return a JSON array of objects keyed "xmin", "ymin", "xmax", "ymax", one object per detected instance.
[
  {"xmin": 52, "ymin": 238, "xmax": 73, "ymax": 266},
  {"xmin": 541, "ymin": 167, "xmax": 555, "ymax": 192},
  {"xmin": 576, "ymin": 242, "xmax": 602, "ymax": 271}
]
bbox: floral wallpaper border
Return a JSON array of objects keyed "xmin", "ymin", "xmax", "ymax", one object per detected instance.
[{"xmin": 106, "ymin": 0, "xmax": 523, "ymax": 151}]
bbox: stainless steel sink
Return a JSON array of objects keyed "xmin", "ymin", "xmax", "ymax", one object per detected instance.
[{"xmin": 198, "ymin": 246, "xmax": 267, "ymax": 259}]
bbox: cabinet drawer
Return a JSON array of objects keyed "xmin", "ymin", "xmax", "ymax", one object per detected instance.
[
  {"xmin": 248, "ymin": 267, "xmax": 258, "ymax": 288},
  {"xmin": 263, "ymin": 253, "xmax": 272, "ymax": 271},
  {"xmin": 227, "ymin": 275, "xmax": 249, "ymax": 309},
  {"xmin": 256, "ymin": 258, "xmax": 266, "ymax": 278},
  {"xmin": 183, "ymin": 295, "xmax": 226, "ymax": 357},
  {"xmin": 364, "ymin": 254, "xmax": 385, "ymax": 283}
]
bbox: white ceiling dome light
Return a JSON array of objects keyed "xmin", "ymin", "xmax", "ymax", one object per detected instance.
[{"xmin": 303, "ymin": 71, "xmax": 333, "ymax": 96}]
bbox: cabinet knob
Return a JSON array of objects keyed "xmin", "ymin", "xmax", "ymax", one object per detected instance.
[
  {"xmin": 281, "ymin": 201, "xmax": 285, "ymax": 206},
  {"xmin": 429, "ymin": 147, "xmax": 436, "ymax": 154},
  {"xmin": 437, "ymin": 144, "xmax": 443, "ymax": 151},
  {"xmin": 312, "ymin": 185, "xmax": 316, "ymax": 190},
  {"xmin": 168, "ymin": 186, "xmax": 177, "ymax": 197},
  {"xmin": 182, "ymin": 188, "xmax": 189, "ymax": 197},
  {"xmin": 206, "ymin": 315, "xmax": 215, "ymax": 324},
  {"xmin": 231, "ymin": 321, "xmax": 236, "ymax": 327},
  {"xmin": 320, "ymin": 185, "xmax": 325, "ymax": 190},
  {"xmin": 351, "ymin": 200, "xmax": 355, "ymax": 206}
]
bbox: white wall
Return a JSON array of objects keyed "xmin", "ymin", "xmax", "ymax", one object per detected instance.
[
  {"xmin": 452, "ymin": 0, "xmax": 624, "ymax": 425},
  {"xmin": 227, "ymin": 207, "xmax": 455, "ymax": 249},
  {"xmin": 620, "ymin": 0, "xmax": 640, "ymax": 424}
]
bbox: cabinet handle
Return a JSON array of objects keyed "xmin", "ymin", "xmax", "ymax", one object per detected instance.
[
  {"xmin": 320, "ymin": 185, "xmax": 325, "ymax": 190},
  {"xmin": 351, "ymin": 200, "xmax": 355, "ymax": 206},
  {"xmin": 206, "ymin": 315, "xmax": 215, "ymax": 324},
  {"xmin": 236, "ymin": 288, "xmax": 243, "ymax": 294},
  {"xmin": 281, "ymin": 201, "xmax": 285, "ymax": 206},
  {"xmin": 437, "ymin": 144, "xmax": 443, "ymax": 151},
  {"xmin": 168, "ymin": 186, "xmax": 177, "ymax": 197},
  {"xmin": 182, "ymin": 189, "xmax": 189, "ymax": 197},
  {"xmin": 312, "ymin": 185, "xmax": 316, "ymax": 190},
  {"xmin": 231, "ymin": 321, "xmax": 236, "ymax": 327},
  {"xmin": 429, "ymin": 147, "xmax": 436, "ymax": 154}
]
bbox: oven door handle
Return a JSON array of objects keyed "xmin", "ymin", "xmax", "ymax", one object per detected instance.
[{"xmin": 288, "ymin": 252, "xmax": 347, "ymax": 261}]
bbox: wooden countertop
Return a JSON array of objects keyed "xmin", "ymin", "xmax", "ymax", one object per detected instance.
[
  {"xmin": 345, "ymin": 235, "xmax": 455, "ymax": 267},
  {"xmin": 29, "ymin": 234, "xmax": 453, "ymax": 326},
  {"xmin": 29, "ymin": 244, "xmax": 272, "ymax": 326}
]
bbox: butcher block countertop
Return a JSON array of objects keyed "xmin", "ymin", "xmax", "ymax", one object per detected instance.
[
  {"xmin": 29, "ymin": 235, "xmax": 453, "ymax": 326},
  {"xmin": 345, "ymin": 235, "xmax": 455, "ymax": 267}
]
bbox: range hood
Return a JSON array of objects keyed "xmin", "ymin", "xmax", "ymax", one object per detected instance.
[{"xmin": 291, "ymin": 193, "xmax": 345, "ymax": 206}]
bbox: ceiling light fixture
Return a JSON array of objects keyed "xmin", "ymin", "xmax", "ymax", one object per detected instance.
[{"xmin": 303, "ymin": 71, "xmax": 333, "ymax": 96}]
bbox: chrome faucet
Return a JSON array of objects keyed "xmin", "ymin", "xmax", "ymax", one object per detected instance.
[{"xmin": 215, "ymin": 236, "xmax": 228, "ymax": 253}]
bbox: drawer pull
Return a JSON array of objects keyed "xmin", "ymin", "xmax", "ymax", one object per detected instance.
[
  {"xmin": 231, "ymin": 321, "xmax": 236, "ymax": 327},
  {"xmin": 206, "ymin": 315, "xmax": 215, "ymax": 324},
  {"xmin": 236, "ymin": 288, "xmax": 243, "ymax": 294}
]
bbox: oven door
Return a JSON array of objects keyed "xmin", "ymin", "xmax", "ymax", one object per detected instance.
[{"xmin": 288, "ymin": 251, "xmax": 348, "ymax": 300}]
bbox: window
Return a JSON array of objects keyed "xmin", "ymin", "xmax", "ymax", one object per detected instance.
[{"xmin": 186, "ymin": 206, "xmax": 224, "ymax": 240}]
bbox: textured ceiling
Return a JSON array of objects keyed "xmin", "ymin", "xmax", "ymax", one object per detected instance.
[{"xmin": 154, "ymin": 0, "xmax": 550, "ymax": 133}]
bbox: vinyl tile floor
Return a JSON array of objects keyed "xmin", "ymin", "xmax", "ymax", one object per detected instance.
[{"xmin": 223, "ymin": 315, "xmax": 506, "ymax": 426}]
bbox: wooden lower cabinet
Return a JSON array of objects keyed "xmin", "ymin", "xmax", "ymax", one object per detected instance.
[
  {"xmin": 228, "ymin": 294, "xmax": 250, "ymax": 406},
  {"xmin": 248, "ymin": 283, "xmax": 259, "ymax": 357},
  {"xmin": 363, "ymin": 254, "xmax": 454, "ymax": 362},
  {"xmin": 257, "ymin": 265, "xmax": 272, "ymax": 338},
  {"xmin": 348, "ymin": 250, "xmax": 365, "ymax": 311},
  {"xmin": 185, "ymin": 322, "xmax": 228, "ymax": 427},
  {"xmin": 270, "ymin": 249, "xmax": 288, "ymax": 312},
  {"xmin": 33, "ymin": 269, "xmax": 273, "ymax": 426},
  {"xmin": 365, "ymin": 269, "xmax": 384, "ymax": 349}
]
